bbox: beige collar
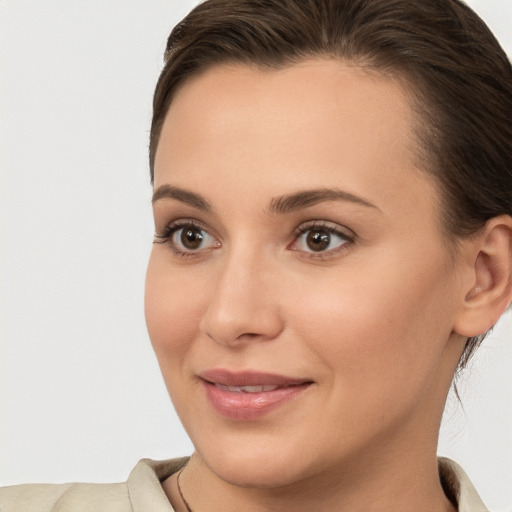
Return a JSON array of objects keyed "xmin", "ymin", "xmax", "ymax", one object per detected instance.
[
  {"xmin": 127, "ymin": 456, "xmax": 489, "ymax": 512},
  {"xmin": 438, "ymin": 457, "xmax": 489, "ymax": 512}
]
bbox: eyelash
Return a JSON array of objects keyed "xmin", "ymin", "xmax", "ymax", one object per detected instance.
[
  {"xmin": 290, "ymin": 221, "xmax": 355, "ymax": 259},
  {"xmin": 154, "ymin": 220, "xmax": 218, "ymax": 258},
  {"xmin": 153, "ymin": 219, "xmax": 355, "ymax": 259}
]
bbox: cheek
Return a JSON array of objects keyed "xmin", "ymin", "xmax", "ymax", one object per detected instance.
[
  {"xmin": 286, "ymin": 251, "xmax": 457, "ymax": 394},
  {"xmin": 145, "ymin": 251, "xmax": 205, "ymax": 362}
]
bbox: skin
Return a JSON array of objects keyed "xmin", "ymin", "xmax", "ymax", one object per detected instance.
[{"xmin": 145, "ymin": 60, "xmax": 487, "ymax": 511}]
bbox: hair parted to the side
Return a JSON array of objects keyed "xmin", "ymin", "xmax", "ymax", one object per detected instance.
[{"xmin": 149, "ymin": 0, "xmax": 512, "ymax": 368}]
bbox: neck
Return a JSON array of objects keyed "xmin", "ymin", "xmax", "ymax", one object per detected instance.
[{"xmin": 165, "ymin": 445, "xmax": 456, "ymax": 512}]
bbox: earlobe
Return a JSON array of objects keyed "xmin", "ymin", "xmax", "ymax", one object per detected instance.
[{"xmin": 454, "ymin": 215, "xmax": 512, "ymax": 338}]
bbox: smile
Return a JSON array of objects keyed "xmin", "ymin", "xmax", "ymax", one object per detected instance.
[{"xmin": 199, "ymin": 369, "xmax": 313, "ymax": 420}]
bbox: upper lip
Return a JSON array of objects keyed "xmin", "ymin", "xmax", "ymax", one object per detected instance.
[{"xmin": 199, "ymin": 369, "xmax": 313, "ymax": 387}]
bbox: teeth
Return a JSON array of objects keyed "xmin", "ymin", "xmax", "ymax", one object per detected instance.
[
  {"xmin": 246, "ymin": 385, "xmax": 279, "ymax": 392},
  {"xmin": 215, "ymin": 384, "xmax": 279, "ymax": 393}
]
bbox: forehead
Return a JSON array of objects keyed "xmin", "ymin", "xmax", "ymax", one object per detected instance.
[{"xmin": 154, "ymin": 59, "xmax": 439, "ymax": 224}]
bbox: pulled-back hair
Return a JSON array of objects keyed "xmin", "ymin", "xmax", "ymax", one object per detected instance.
[{"xmin": 149, "ymin": 0, "xmax": 512, "ymax": 368}]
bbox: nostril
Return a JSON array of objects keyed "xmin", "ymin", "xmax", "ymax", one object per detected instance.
[
  {"xmin": 199, "ymin": 291, "xmax": 284, "ymax": 346},
  {"xmin": 205, "ymin": 330, "xmax": 263, "ymax": 345}
]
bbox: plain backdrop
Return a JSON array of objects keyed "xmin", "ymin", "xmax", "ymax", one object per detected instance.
[{"xmin": 1, "ymin": 1, "xmax": 511, "ymax": 510}]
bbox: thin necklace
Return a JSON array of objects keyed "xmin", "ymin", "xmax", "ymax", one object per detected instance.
[{"xmin": 177, "ymin": 466, "xmax": 194, "ymax": 512}]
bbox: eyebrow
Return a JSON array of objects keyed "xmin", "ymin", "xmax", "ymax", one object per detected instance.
[
  {"xmin": 152, "ymin": 184, "xmax": 212, "ymax": 211},
  {"xmin": 152, "ymin": 184, "xmax": 379, "ymax": 214},
  {"xmin": 268, "ymin": 188, "xmax": 379, "ymax": 214}
]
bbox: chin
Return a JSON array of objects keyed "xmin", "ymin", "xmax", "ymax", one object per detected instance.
[
  {"xmin": 191, "ymin": 428, "xmax": 327, "ymax": 489},
  {"xmin": 204, "ymin": 450, "xmax": 305, "ymax": 488}
]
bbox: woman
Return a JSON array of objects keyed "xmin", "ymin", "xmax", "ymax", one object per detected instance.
[{"xmin": 1, "ymin": 0, "xmax": 511, "ymax": 510}]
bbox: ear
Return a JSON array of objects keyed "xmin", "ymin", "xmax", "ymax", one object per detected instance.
[{"xmin": 454, "ymin": 215, "xmax": 512, "ymax": 338}]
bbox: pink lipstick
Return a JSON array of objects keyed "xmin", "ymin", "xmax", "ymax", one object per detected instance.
[{"xmin": 199, "ymin": 369, "xmax": 313, "ymax": 420}]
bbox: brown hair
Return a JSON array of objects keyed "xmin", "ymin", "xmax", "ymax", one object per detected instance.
[{"xmin": 149, "ymin": 0, "xmax": 512, "ymax": 368}]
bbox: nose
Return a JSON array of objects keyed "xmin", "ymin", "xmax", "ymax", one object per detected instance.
[{"xmin": 199, "ymin": 250, "xmax": 284, "ymax": 347}]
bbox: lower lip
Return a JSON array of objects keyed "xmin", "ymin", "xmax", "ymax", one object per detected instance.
[{"xmin": 202, "ymin": 381, "xmax": 312, "ymax": 420}]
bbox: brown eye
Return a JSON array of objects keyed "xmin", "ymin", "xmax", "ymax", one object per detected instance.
[
  {"xmin": 162, "ymin": 222, "xmax": 220, "ymax": 255},
  {"xmin": 292, "ymin": 223, "xmax": 352, "ymax": 255},
  {"xmin": 180, "ymin": 227, "xmax": 204, "ymax": 249},
  {"xmin": 306, "ymin": 230, "xmax": 331, "ymax": 252}
]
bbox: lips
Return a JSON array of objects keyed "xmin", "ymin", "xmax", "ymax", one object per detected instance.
[{"xmin": 199, "ymin": 369, "xmax": 313, "ymax": 420}]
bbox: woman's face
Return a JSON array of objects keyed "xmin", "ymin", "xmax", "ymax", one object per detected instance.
[{"xmin": 146, "ymin": 60, "xmax": 467, "ymax": 487}]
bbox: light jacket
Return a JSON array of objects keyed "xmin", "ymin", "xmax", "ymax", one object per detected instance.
[{"xmin": 0, "ymin": 457, "xmax": 489, "ymax": 511}]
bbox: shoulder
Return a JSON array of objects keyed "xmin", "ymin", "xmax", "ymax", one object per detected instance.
[
  {"xmin": 0, "ymin": 457, "xmax": 188, "ymax": 512},
  {"xmin": 0, "ymin": 481, "xmax": 129, "ymax": 512}
]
